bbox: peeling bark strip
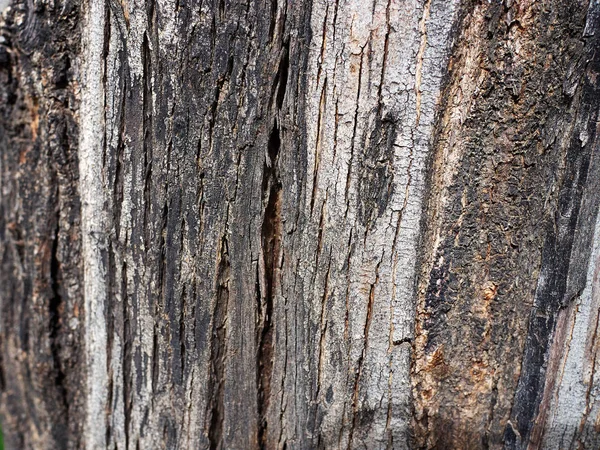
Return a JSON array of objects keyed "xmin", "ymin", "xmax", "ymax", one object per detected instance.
[{"xmin": 2, "ymin": 0, "xmax": 600, "ymax": 449}]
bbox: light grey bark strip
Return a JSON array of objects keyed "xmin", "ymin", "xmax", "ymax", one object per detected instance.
[
  {"xmin": 297, "ymin": 0, "xmax": 460, "ymax": 447},
  {"xmin": 78, "ymin": 0, "xmax": 108, "ymax": 448},
  {"xmin": 540, "ymin": 217, "xmax": 600, "ymax": 448}
]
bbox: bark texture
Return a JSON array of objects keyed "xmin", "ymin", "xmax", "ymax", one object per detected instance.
[{"xmin": 0, "ymin": 0, "xmax": 599, "ymax": 449}]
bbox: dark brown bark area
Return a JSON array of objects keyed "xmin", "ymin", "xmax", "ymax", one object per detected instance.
[
  {"xmin": 414, "ymin": 0, "xmax": 600, "ymax": 449},
  {"xmin": 96, "ymin": 0, "xmax": 314, "ymax": 448},
  {"xmin": 0, "ymin": 1, "xmax": 84, "ymax": 449}
]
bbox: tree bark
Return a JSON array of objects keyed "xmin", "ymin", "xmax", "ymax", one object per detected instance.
[{"xmin": 1, "ymin": 0, "xmax": 599, "ymax": 449}]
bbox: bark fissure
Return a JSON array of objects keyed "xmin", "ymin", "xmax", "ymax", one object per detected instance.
[
  {"xmin": 414, "ymin": 0, "xmax": 432, "ymax": 126},
  {"xmin": 316, "ymin": 256, "xmax": 332, "ymax": 398},
  {"xmin": 207, "ymin": 237, "xmax": 231, "ymax": 450},
  {"xmin": 348, "ymin": 258, "xmax": 382, "ymax": 449},
  {"xmin": 123, "ymin": 260, "xmax": 133, "ymax": 450},
  {"xmin": 258, "ymin": 122, "xmax": 282, "ymax": 449},
  {"xmin": 49, "ymin": 206, "xmax": 68, "ymax": 424}
]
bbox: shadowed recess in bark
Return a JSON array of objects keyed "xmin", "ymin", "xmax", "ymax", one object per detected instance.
[{"xmin": 207, "ymin": 237, "xmax": 230, "ymax": 450}]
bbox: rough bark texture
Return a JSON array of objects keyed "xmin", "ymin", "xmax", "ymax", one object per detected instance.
[
  {"xmin": 413, "ymin": 1, "xmax": 600, "ymax": 448},
  {"xmin": 0, "ymin": 1, "xmax": 84, "ymax": 448},
  {"xmin": 0, "ymin": 0, "xmax": 599, "ymax": 449}
]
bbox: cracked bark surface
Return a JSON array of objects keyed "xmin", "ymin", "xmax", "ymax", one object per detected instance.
[{"xmin": 1, "ymin": 0, "xmax": 600, "ymax": 449}]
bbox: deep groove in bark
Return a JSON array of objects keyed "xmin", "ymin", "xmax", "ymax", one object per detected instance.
[
  {"xmin": 142, "ymin": 32, "xmax": 153, "ymax": 252},
  {"xmin": 258, "ymin": 123, "xmax": 282, "ymax": 449},
  {"xmin": 179, "ymin": 284, "xmax": 187, "ymax": 378},
  {"xmin": 151, "ymin": 322, "xmax": 159, "ymax": 394},
  {"xmin": 207, "ymin": 237, "xmax": 230, "ymax": 450},
  {"xmin": 123, "ymin": 260, "xmax": 132, "ymax": 450},
  {"xmin": 269, "ymin": 0, "xmax": 278, "ymax": 42},
  {"xmin": 49, "ymin": 206, "xmax": 69, "ymax": 425},
  {"xmin": 276, "ymin": 42, "xmax": 289, "ymax": 110}
]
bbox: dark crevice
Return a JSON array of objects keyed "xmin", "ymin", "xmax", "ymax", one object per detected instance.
[
  {"xmin": 218, "ymin": 0, "xmax": 225, "ymax": 20},
  {"xmin": 151, "ymin": 322, "xmax": 160, "ymax": 395},
  {"xmin": 344, "ymin": 49, "xmax": 365, "ymax": 208},
  {"xmin": 310, "ymin": 79, "xmax": 327, "ymax": 214},
  {"xmin": 315, "ymin": 200, "xmax": 326, "ymax": 267},
  {"xmin": 207, "ymin": 51, "xmax": 232, "ymax": 154},
  {"xmin": 392, "ymin": 337, "xmax": 412, "ymax": 346},
  {"xmin": 101, "ymin": 5, "xmax": 111, "ymax": 171},
  {"xmin": 268, "ymin": 121, "xmax": 281, "ymax": 167},
  {"xmin": 269, "ymin": 0, "xmax": 278, "ymax": 42},
  {"xmin": 54, "ymin": 54, "xmax": 71, "ymax": 90},
  {"xmin": 123, "ymin": 261, "xmax": 132, "ymax": 450},
  {"xmin": 106, "ymin": 244, "xmax": 116, "ymax": 447},
  {"xmin": 179, "ymin": 284, "xmax": 187, "ymax": 378},
  {"xmin": 269, "ymin": 41, "xmax": 290, "ymax": 111},
  {"xmin": 142, "ymin": 32, "xmax": 154, "ymax": 252},
  {"xmin": 157, "ymin": 202, "xmax": 169, "ymax": 300},
  {"xmin": 258, "ymin": 121, "xmax": 282, "ymax": 449},
  {"xmin": 147, "ymin": 0, "xmax": 156, "ymax": 36},
  {"xmin": 276, "ymin": 42, "xmax": 289, "ymax": 110},
  {"xmin": 255, "ymin": 262, "xmax": 263, "ymax": 318},
  {"xmin": 207, "ymin": 237, "xmax": 230, "ymax": 450},
  {"xmin": 316, "ymin": 257, "xmax": 332, "ymax": 399},
  {"xmin": 114, "ymin": 76, "xmax": 127, "ymax": 241},
  {"xmin": 49, "ymin": 207, "xmax": 68, "ymax": 425}
]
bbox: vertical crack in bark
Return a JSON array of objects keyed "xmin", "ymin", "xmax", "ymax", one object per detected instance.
[
  {"xmin": 310, "ymin": 78, "xmax": 327, "ymax": 214},
  {"xmin": 348, "ymin": 259, "xmax": 381, "ymax": 449},
  {"xmin": 142, "ymin": 33, "xmax": 153, "ymax": 253},
  {"xmin": 415, "ymin": 0, "xmax": 432, "ymax": 126},
  {"xmin": 315, "ymin": 3, "xmax": 329, "ymax": 87},
  {"xmin": 377, "ymin": 0, "xmax": 391, "ymax": 107},
  {"xmin": 180, "ymin": 283, "xmax": 187, "ymax": 379},
  {"xmin": 102, "ymin": 16, "xmax": 114, "ymax": 437},
  {"xmin": 258, "ymin": 123, "xmax": 282, "ymax": 449},
  {"xmin": 49, "ymin": 203, "xmax": 69, "ymax": 430},
  {"xmin": 101, "ymin": 5, "xmax": 111, "ymax": 171},
  {"xmin": 257, "ymin": 34, "xmax": 288, "ymax": 445},
  {"xmin": 114, "ymin": 72, "xmax": 127, "ymax": 241},
  {"xmin": 207, "ymin": 237, "xmax": 230, "ymax": 450},
  {"xmin": 315, "ymin": 200, "xmax": 326, "ymax": 268},
  {"xmin": 271, "ymin": 41, "xmax": 290, "ymax": 111},
  {"xmin": 123, "ymin": 260, "xmax": 132, "ymax": 450},
  {"xmin": 316, "ymin": 257, "xmax": 332, "ymax": 398},
  {"xmin": 269, "ymin": 0, "xmax": 278, "ymax": 42},
  {"xmin": 344, "ymin": 49, "xmax": 365, "ymax": 209}
]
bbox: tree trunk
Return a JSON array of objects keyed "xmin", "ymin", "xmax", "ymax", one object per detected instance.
[{"xmin": 1, "ymin": 0, "xmax": 599, "ymax": 448}]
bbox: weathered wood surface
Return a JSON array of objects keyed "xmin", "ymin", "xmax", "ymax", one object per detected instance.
[{"xmin": 0, "ymin": 0, "xmax": 599, "ymax": 449}]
